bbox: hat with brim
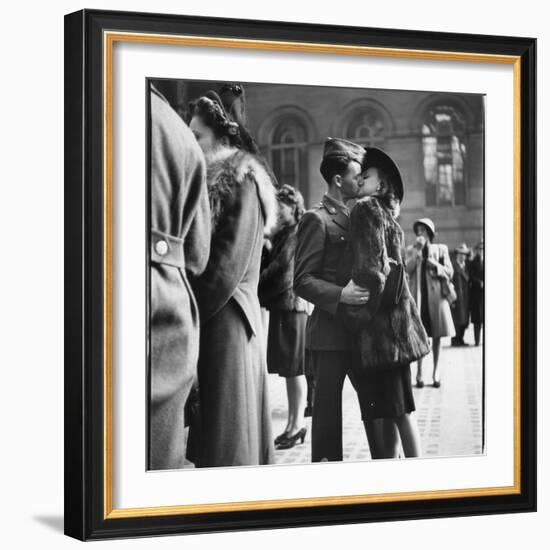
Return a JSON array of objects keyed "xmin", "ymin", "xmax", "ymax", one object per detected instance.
[
  {"xmin": 413, "ymin": 218, "xmax": 436, "ymax": 241},
  {"xmin": 363, "ymin": 147, "xmax": 404, "ymax": 202},
  {"xmin": 455, "ymin": 243, "xmax": 470, "ymax": 255},
  {"xmin": 323, "ymin": 137, "xmax": 365, "ymax": 166}
]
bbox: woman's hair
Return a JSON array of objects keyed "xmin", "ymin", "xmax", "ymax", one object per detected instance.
[
  {"xmin": 373, "ymin": 167, "xmax": 401, "ymax": 218},
  {"xmin": 277, "ymin": 184, "xmax": 305, "ymax": 223},
  {"xmin": 188, "ymin": 96, "xmax": 245, "ymax": 148}
]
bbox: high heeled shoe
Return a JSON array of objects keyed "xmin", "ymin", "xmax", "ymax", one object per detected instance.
[
  {"xmin": 276, "ymin": 427, "xmax": 307, "ymax": 450},
  {"xmin": 274, "ymin": 431, "xmax": 289, "ymax": 445}
]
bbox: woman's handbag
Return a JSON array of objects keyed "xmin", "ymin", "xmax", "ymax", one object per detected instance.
[
  {"xmin": 439, "ymin": 248, "xmax": 458, "ymax": 305},
  {"xmin": 379, "ymin": 259, "xmax": 405, "ymax": 309},
  {"xmin": 441, "ymin": 276, "xmax": 458, "ymax": 304}
]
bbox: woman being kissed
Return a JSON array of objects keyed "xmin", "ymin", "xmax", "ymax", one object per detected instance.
[{"xmin": 339, "ymin": 147, "xmax": 430, "ymax": 459}]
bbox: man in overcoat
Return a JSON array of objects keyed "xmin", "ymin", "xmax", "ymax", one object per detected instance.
[
  {"xmin": 149, "ymin": 84, "xmax": 211, "ymax": 470},
  {"xmin": 294, "ymin": 138, "xmax": 371, "ymax": 462},
  {"xmin": 451, "ymin": 243, "xmax": 471, "ymax": 346},
  {"xmin": 469, "ymin": 241, "xmax": 484, "ymax": 346}
]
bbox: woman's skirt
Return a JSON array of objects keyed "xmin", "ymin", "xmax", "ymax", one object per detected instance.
[
  {"xmin": 355, "ymin": 363, "xmax": 416, "ymax": 421},
  {"xmin": 197, "ymin": 299, "xmax": 275, "ymax": 467},
  {"xmin": 266, "ymin": 310, "xmax": 307, "ymax": 378}
]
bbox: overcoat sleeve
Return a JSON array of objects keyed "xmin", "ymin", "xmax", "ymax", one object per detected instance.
[
  {"xmin": 469, "ymin": 258, "xmax": 484, "ymax": 289},
  {"xmin": 294, "ymin": 212, "xmax": 343, "ymax": 315},
  {"xmin": 193, "ymin": 177, "xmax": 259, "ymax": 323},
  {"xmin": 183, "ymin": 157, "xmax": 211, "ymax": 279},
  {"xmin": 435, "ymin": 244, "xmax": 454, "ymax": 279}
]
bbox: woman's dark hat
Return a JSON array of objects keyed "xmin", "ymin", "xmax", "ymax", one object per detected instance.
[
  {"xmin": 413, "ymin": 218, "xmax": 436, "ymax": 241},
  {"xmin": 202, "ymin": 90, "xmax": 231, "ymax": 118},
  {"xmin": 216, "ymin": 83, "xmax": 262, "ymax": 156},
  {"xmin": 363, "ymin": 147, "xmax": 404, "ymax": 202},
  {"xmin": 219, "ymin": 83, "xmax": 247, "ymax": 127}
]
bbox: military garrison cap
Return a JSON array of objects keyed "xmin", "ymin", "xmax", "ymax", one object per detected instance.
[{"xmin": 323, "ymin": 137, "xmax": 365, "ymax": 165}]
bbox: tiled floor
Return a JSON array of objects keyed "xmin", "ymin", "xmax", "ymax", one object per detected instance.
[{"xmin": 270, "ymin": 328, "xmax": 483, "ymax": 465}]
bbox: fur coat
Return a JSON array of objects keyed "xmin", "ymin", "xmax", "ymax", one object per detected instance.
[
  {"xmin": 258, "ymin": 223, "xmax": 309, "ymax": 312},
  {"xmin": 194, "ymin": 146, "xmax": 278, "ymax": 325},
  {"xmin": 339, "ymin": 196, "xmax": 430, "ymax": 370},
  {"xmin": 206, "ymin": 147, "xmax": 277, "ymax": 235}
]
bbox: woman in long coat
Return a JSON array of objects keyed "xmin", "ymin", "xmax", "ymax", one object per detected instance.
[
  {"xmin": 259, "ymin": 185, "xmax": 309, "ymax": 450},
  {"xmin": 189, "ymin": 93, "xmax": 277, "ymax": 467},
  {"xmin": 451, "ymin": 243, "xmax": 471, "ymax": 346},
  {"xmin": 339, "ymin": 147, "xmax": 430, "ymax": 458},
  {"xmin": 149, "ymin": 85, "xmax": 211, "ymax": 470},
  {"xmin": 406, "ymin": 219, "xmax": 455, "ymax": 388}
]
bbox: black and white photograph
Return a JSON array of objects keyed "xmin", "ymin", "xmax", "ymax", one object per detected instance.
[{"xmin": 147, "ymin": 78, "xmax": 485, "ymax": 471}]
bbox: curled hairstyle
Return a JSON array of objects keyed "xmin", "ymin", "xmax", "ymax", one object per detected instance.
[
  {"xmin": 373, "ymin": 168, "xmax": 401, "ymax": 219},
  {"xmin": 277, "ymin": 184, "xmax": 305, "ymax": 224},
  {"xmin": 188, "ymin": 96, "xmax": 245, "ymax": 148}
]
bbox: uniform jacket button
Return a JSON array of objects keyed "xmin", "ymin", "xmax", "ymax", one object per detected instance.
[{"xmin": 155, "ymin": 239, "xmax": 169, "ymax": 256}]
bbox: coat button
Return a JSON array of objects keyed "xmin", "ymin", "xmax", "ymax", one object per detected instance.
[
  {"xmin": 340, "ymin": 236, "xmax": 345, "ymax": 241},
  {"xmin": 155, "ymin": 240, "xmax": 168, "ymax": 256}
]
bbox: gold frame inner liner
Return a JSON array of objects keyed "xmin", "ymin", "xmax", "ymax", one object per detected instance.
[{"xmin": 103, "ymin": 31, "xmax": 522, "ymax": 519}]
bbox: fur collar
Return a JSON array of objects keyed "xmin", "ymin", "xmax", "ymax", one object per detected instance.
[{"xmin": 206, "ymin": 147, "xmax": 277, "ymax": 235}]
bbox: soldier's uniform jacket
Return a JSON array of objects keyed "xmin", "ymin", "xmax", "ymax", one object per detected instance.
[
  {"xmin": 149, "ymin": 85, "xmax": 211, "ymax": 469},
  {"xmin": 294, "ymin": 193, "xmax": 353, "ymax": 351}
]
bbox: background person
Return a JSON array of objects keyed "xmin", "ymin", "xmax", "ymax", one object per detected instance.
[
  {"xmin": 469, "ymin": 241, "xmax": 485, "ymax": 346},
  {"xmin": 406, "ymin": 218, "xmax": 455, "ymax": 388},
  {"xmin": 339, "ymin": 147, "xmax": 429, "ymax": 458},
  {"xmin": 259, "ymin": 185, "xmax": 309, "ymax": 450},
  {"xmin": 451, "ymin": 243, "xmax": 471, "ymax": 346},
  {"xmin": 189, "ymin": 91, "xmax": 277, "ymax": 467}
]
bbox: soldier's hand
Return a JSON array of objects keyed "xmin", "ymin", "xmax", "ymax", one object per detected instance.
[{"xmin": 340, "ymin": 280, "xmax": 370, "ymax": 305}]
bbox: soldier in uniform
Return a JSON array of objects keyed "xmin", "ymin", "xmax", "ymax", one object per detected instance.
[{"xmin": 294, "ymin": 138, "xmax": 371, "ymax": 462}]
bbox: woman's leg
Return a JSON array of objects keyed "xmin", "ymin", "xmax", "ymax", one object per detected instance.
[
  {"xmin": 416, "ymin": 358, "xmax": 424, "ymax": 385},
  {"xmin": 285, "ymin": 375, "xmax": 307, "ymax": 435},
  {"xmin": 363, "ymin": 418, "xmax": 400, "ymax": 459},
  {"xmin": 432, "ymin": 337, "xmax": 441, "ymax": 383},
  {"xmin": 394, "ymin": 412, "xmax": 422, "ymax": 457}
]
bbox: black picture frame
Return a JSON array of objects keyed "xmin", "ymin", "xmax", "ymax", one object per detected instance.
[{"xmin": 64, "ymin": 8, "xmax": 536, "ymax": 541}]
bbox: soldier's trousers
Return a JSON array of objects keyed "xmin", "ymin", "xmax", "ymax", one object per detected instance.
[{"xmin": 310, "ymin": 350, "xmax": 362, "ymax": 462}]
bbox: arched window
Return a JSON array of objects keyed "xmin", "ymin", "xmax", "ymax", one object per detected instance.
[
  {"xmin": 344, "ymin": 106, "xmax": 386, "ymax": 147},
  {"xmin": 422, "ymin": 105, "xmax": 467, "ymax": 207},
  {"xmin": 268, "ymin": 117, "xmax": 308, "ymax": 193}
]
